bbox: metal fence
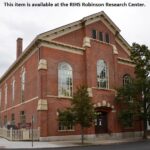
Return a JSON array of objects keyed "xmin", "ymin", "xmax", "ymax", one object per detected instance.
[{"xmin": 0, "ymin": 128, "xmax": 39, "ymax": 141}]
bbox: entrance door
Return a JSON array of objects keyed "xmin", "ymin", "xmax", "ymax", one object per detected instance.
[{"xmin": 95, "ymin": 111, "xmax": 108, "ymax": 134}]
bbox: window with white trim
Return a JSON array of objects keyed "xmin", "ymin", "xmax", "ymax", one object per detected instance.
[
  {"xmin": 12, "ymin": 78, "xmax": 15, "ymax": 104},
  {"xmin": 58, "ymin": 62, "xmax": 73, "ymax": 97},
  {"xmin": 97, "ymin": 60, "xmax": 108, "ymax": 89},
  {"xmin": 5, "ymin": 84, "xmax": 7, "ymax": 107},
  {"xmin": 58, "ymin": 121, "xmax": 74, "ymax": 131},
  {"xmin": 20, "ymin": 111, "xmax": 26, "ymax": 124},
  {"xmin": 21, "ymin": 68, "xmax": 25, "ymax": 102}
]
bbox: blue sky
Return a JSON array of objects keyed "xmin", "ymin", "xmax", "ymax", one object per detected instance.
[{"xmin": 0, "ymin": 0, "xmax": 150, "ymax": 76}]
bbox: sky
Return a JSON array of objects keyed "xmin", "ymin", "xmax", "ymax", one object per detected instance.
[{"xmin": 0, "ymin": 0, "xmax": 150, "ymax": 77}]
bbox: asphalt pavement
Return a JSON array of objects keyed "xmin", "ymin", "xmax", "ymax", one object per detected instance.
[{"xmin": 0, "ymin": 137, "xmax": 145, "ymax": 149}]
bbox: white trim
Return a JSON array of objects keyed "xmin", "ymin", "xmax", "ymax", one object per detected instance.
[
  {"xmin": 118, "ymin": 58, "xmax": 135, "ymax": 67},
  {"xmin": 39, "ymin": 40, "xmax": 84, "ymax": 55},
  {"xmin": 0, "ymin": 39, "xmax": 84, "ymax": 87},
  {"xmin": 0, "ymin": 96, "xmax": 39, "ymax": 113},
  {"xmin": 96, "ymin": 59, "xmax": 109, "ymax": 89},
  {"xmin": 118, "ymin": 62, "xmax": 135, "ymax": 67},
  {"xmin": 58, "ymin": 62, "xmax": 73, "ymax": 98},
  {"xmin": 40, "ymin": 11, "xmax": 120, "ymax": 40},
  {"xmin": 118, "ymin": 57, "xmax": 133, "ymax": 63},
  {"xmin": 0, "ymin": 11, "xmax": 130, "ymax": 84},
  {"xmin": 101, "ymin": 17, "xmax": 116, "ymax": 35},
  {"xmin": 58, "ymin": 129, "xmax": 75, "ymax": 132},
  {"xmin": 58, "ymin": 96, "xmax": 73, "ymax": 99},
  {"xmin": 83, "ymin": 11, "xmax": 120, "ymax": 32},
  {"xmin": 0, "ymin": 47, "xmax": 38, "ymax": 85},
  {"xmin": 116, "ymin": 38, "xmax": 130, "ymax": 56},
  {"xmin": 43, "ymin": 24, "xmax": 82, "ymax": 40},
  {"xmin": 46, "ymin": 95, "xmax": 73, "ymax": 99},
  {"xmin": 90, "ymin": 38, "xmax": 112, "ymax": 46},
  {"xmin": 39, "ymin": 20, "xmax": 82, "ymax": 39},
  {"xmin": 92, "ymin": 87, "xmax": 116, "ymax": 93},
  {"xmin": 46, "ymin": 95, "xmax": 58, "ymax": 98}
]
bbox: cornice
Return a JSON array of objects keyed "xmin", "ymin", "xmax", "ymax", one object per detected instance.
[
  {"xmin": 117, "ymin": 57, "xmax": 135, "ymax": 67},
  {"xmin": 38, "ymin": 39, "xmax": 85, "ymax": 55},
  {"xmin": 0, "ymin": 39, "xmax": 84, "ymax": 84}
]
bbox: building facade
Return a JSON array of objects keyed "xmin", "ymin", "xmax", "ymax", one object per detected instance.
[{"xmin": 0, "ymin": 11, "xmax": 142, "ymax": 140}]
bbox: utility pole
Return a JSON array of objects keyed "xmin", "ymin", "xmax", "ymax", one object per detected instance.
[{"xmin": 31, "ymin": 115, "xmax": 34, "ymax": 147}]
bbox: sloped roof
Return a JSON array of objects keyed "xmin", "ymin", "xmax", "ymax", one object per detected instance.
[
  {"xmin": 38, "ymin": 11, "xmax": 121, "ymax": 40},
  {"xmin": 0, "ymin": 11, "xmax": 131, "ymax": 83},
  {"xmin": 38, "ymin": 11, "xmax": 130, "ymax": 51}
]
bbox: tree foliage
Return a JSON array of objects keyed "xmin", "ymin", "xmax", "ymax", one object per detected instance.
[
  {"xmin": 116, "ymin": 82, "xmax": 141, "ymax": 127},
  {"xmin": 115, "ymin": 43, "xmax": 150, "ymax": 138},
  {"xmin": 58, "ymin": 85, "xmax": 95, "ymax": 144},
  {"xmin": 72, "ymin": 85, "xmax": 94, "ymax": 128}
]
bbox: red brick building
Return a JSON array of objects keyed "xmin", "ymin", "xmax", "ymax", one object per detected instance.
[{"xmin": 0, "ymin": 11, "xmax": 142, "ymax": 141}]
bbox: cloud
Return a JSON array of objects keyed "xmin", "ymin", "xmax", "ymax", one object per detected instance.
[{"xmin": 0, "ymin": 0, "xmax": 150, "ymax": 77}]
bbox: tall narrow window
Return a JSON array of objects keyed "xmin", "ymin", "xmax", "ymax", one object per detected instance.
[
  {"xmin": 21, "ymin": 68, "xmax": 25, "ymax": 102},
  {"xmin": 12, "ymin": 78, "xmax": 15, "ymax": 104},
  {"xmin": 11, "ymin": 113, "xmax": 15, "ymax": 125},
  {"xmin": 5, "ymin": 84, "xmax": 7, "ymax": 107},
  {"xmin": 92, "ymin": 29, "xmax": 97, "ymax": 39},
  {"xmin": 58, "ymin": 62, "xmax": 73, "ymax": 97},
  {"xmin": 99, "ymin": 32, "xmax": 103, "ymax": 41},
  {"xmin": 105, "ymin": 33, "xmax": 110, "ymax": 43},
  {"xmin": 4, "ymin": 115, "xmax": 7, "ymax": 127},
  {"xmin": 97, "ymin": 60, "xmax": 108, "ymax": 89},
  {"xmin": 123, "ymin": 74, "xmax": 131, "ymax": 86},
  {"xmin": 20, "ymin": 111, "xmax": 26, "ymax": 124}
]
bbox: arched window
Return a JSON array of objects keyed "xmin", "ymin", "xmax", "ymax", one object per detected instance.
[
  {"xmin": 123, "ymin": 74, "xmax": 131, "ymax": 86},
  {"xmin": 58, "ymin": 62, "xmax": 73, "ymax": 97},
  {"xmin": 97, "ymin": 60, "xmax": 108, "ymax": 89}
]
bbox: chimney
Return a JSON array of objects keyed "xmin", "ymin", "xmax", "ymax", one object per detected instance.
[{"xmin": 16, "ymin": 38, "xmax": 23, "ymax": 59}]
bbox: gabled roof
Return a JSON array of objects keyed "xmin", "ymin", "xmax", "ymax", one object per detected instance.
[
  {"xmin": 38, "ymin": 11, "xmax": 121, "ymax": 40},
  {"xmin": 0, "ymin": 11, "xmax": 131, "ymax": 83},
  {"xmin": 38, "ymin": 11, "xmax": 130, "ymax": 51}
]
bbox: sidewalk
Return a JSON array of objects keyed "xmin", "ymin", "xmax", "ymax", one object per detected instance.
[{"xmin": 0, "ymin": 137, "xmax": 144, "ymax": 149}]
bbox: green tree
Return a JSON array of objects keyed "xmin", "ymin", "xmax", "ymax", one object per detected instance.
[
  {"xmin": 116, "ymin": 43, "xmax": 150, "ymax": 139},
  {"xmin": 58, "ymin": 85, "xmax": 95, "ymax": 144},
  {"xmin": 131, "ymin": 43, "xmax": 150, "ymax": 139},
  {"xmin": 115, "ymin": 81, "xmax": 141, "ymax": 128}
]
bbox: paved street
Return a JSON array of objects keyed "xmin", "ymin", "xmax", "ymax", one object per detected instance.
[
  {"xmin": 51, "ymin": 140, "xmax": 150, "ymax": 150},
  {"xmin": 0, "ymin": 140, "xmax": 148, "ymax": 150},
  {"xmin": 0, "ymin": 137, "xmax": 149, "ymax": 150}
]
